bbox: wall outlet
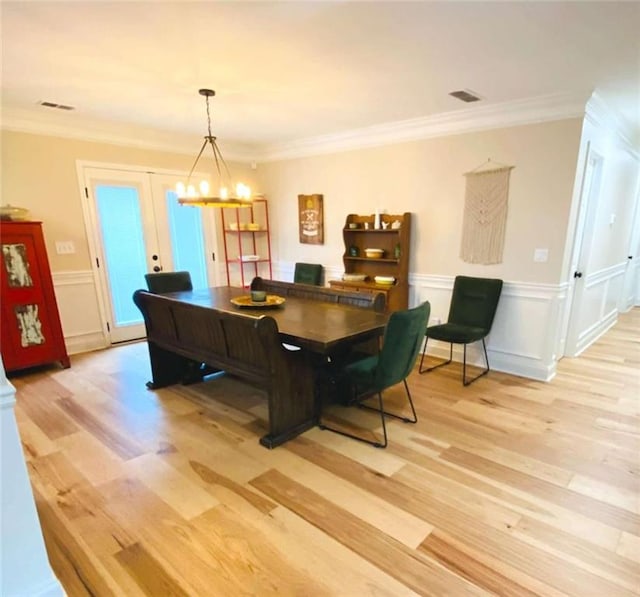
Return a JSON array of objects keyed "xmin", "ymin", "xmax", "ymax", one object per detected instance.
[
  {"xmin": 55, "ymin": 240, "xmax": 76, "ymax": 254},
  {"xmin": 533, "ymin": 248, "xmax": 549, "ymax": 263}
]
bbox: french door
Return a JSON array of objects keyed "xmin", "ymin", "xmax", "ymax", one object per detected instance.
[{"xmin": 82, "ymin": 166, "xmax": 218, "ymax": 344}]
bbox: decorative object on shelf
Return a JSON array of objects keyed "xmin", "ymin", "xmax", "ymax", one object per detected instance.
[
  {"xmin": 365, "ymin": 248, "xmax": 384, "ymax": 259},
  {"xmin": 374, "ymin": 207, "xmax": 381, "ymax": 230},
  {"xmin": 298, "ymin": 194, "xmax": 324, "ymax": 244},
  {"xmin": 176, "ymin": 89, "xmax": 253, "ymax": 209},
  {"xmin": 374, "ymin": 276, "xmax": 395, "ymax": 285},
  {"xmin": 230, "ymin": 294, "xmax": 286, "ymax": 308},
  {"xmin": 349, "ymin": 245, "xmax": 359, "ymax": 257},
  {"xmin": 461, "ymin": 158, "xmax": 515, "ymax": 265},
  {"xmin": 394, "ymin": 243, "xmax": 401, "ymax": 259},
  {"xmin": 0, "ymin": 204, "xmax": 30, "ymax": 221},
  {"xmin": 343, "ymin": 273, "xmax": 367, "ymax": 282},
  {"xmin": 391, "ymin": 220, "xmax": 401, "ymax": 230}
]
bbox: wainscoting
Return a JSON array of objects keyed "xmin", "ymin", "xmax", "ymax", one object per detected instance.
[
  {"xmin": 52, "ymin": 270, "xmax": 107, "ymax": 355},
  {"xmin": 52, "ymin": 264, "xmax": 625, "ymax": 382}
]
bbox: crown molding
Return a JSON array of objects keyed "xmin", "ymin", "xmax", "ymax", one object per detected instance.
[
  {"xmin": 2, "ymin": 91, "xmax": 593, "ymax": 165},
  {"xmin": 255, "ymin": 91, "xmax": 590, "ymax": 162},
  {"xmin": 585, "ymin": 92, "xmax": 640, "ymax": 156},
  {"xmin": 0, "ymin": 106, "xmax": 258, "ymax": 163}
]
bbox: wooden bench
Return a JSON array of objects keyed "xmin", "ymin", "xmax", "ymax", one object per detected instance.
[
  {"xmin": 133, "ymin": 289, "xmax": 316, "ymax": 449},
  {"xmin": 251, "ymin": 277, "xmax": 385, "ymax": 312}
]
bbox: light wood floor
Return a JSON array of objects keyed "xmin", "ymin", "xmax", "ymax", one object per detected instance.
[{"xmin": 11, "ymin": 309, "xmax": 640, "ymax": 596}]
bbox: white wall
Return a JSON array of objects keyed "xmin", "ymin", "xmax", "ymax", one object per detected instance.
[
  {"xmin": 559, "ymin": 96, "xmax": 640, "ymax": 356},
  {"xmin": 0, "ymin": 358, "xmax": 63, "ymax": 596}
]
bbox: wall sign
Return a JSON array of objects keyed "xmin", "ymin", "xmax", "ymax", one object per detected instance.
[{"xmin": 298, "ymin": 194, "xmax": 324, "ymax": 244}]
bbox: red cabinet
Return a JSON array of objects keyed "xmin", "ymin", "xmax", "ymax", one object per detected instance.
[{"xmin": 0, "ymin": 221, "xmax": 70, "ymax": 372}]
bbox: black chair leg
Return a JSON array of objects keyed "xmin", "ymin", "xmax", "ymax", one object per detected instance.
[
  {"xmin": 359, "ymin": 379, "xmax": 417, "ymax": 424},
  {"xmin": 462, "ymin": 339, "xmax": 490, "ymax": 386},
  {"xmin": 319, "ymin": 391, "xmax": 388, "ymax": 448},
  {"xmin": 419, "ymin": 339, "xmax": 453, "ymax": 374}
]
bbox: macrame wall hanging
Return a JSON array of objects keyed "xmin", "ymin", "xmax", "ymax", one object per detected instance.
[{"xmin": 460, "ymin": 160, "xmax": 515, "ymax": 265}]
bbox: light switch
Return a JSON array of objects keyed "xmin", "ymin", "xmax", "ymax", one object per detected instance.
[
  {"xmin": 55, "ymin": 241, "xmax": 76, "ymax": 254},
  {"xmin": 533, "ymin": 248, "xmax": 549, "ymax": 263}
]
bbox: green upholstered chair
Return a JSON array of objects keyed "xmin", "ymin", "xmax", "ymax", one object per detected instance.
[
  {"xmin": 319, "ymin": 301, "xmax": 430, "ymax": 448},
  {"xmin": 145, "ymin": 271, "xmax": 193, "ymax": 294},
  {"xmin": 419, "ymin": 276, "xmax": 503, "ymax": 385},
  {"xmin": 294, "ymin": 262, "xmax": 323, "ymax": 286}
]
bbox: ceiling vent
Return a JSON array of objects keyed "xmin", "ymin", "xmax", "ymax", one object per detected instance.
[
  {"xmin": 449, "ymin": 89, "xmax": 482, "ymax": 103},
  {"xmin": 37, "ymin": 101, "xmax": 75, "ymax": 111}
]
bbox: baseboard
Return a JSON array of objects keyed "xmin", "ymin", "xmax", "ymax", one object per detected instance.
[{"xmin": 64, "ymin": 331, "xmax": 109, "ymax": 355}]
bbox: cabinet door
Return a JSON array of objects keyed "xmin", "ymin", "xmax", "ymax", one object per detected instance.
[{"xmin": 1, "ymin": 229, "xmax": 62, "ymax": 369}]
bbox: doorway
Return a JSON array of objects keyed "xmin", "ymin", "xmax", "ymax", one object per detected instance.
[
  {"xmin": 561, "ymin": 149, "xmax": 604, "ymax": 357},
  {"xmin": 80, "ymin": 164, "xmax": 219, "ymax": 344}
]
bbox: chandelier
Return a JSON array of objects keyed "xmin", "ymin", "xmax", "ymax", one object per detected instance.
[{"xmin": 177, "ymin": 89, "xmax": 252, "ymax": 208}]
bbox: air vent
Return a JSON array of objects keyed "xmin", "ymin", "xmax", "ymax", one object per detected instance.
[
  {"xmin": 449, "ymin": 89, "xmax": 482, "ymax": 103},
  {"xmin": 37, "ymin": 101, "xmax": 75, "ymax": 111}
]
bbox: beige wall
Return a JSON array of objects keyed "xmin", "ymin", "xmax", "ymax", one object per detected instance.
[
  {"xmin": 0, "ymin": 130, "xmax": 254, "ymax": 271},
  {"xmin": 2, "ymin": 120, "xmax": 582, "ymax": 285},
  {"xmin": 258, "ymin": 118, "xmax": 584, "ymax": 284}
]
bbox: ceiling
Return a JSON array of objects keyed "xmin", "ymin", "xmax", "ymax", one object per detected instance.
[{"xmin": 2, "ymin": 1, "xmax": 639, "ymax": 154}]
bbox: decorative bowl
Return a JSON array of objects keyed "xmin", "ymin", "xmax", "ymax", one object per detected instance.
[
  {"xmin": 343, "ymin": 273, "xmax": 367, "ymax": 282},
  {"xmin": 0, "ymin": 204, "xmax": 30, "ymax": 221},
  {"xmin": 365, "ymin": 248, "xmax": 384, "ymax": 259},
  {"xmin": 374, "ymin": 276, "xmax": 395, "ymax": 285}
]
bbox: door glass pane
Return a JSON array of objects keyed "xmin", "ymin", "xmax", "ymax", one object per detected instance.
[
  {"xmin": 165, "ymin": 189, "xmax": 208, "ymax": 288},
  {"xmin": 96, "ymin": 185, "xmax": 146, "ymax": 327}
]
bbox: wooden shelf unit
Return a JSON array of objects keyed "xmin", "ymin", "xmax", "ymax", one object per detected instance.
[
  {"xmin": 329, "ymin": 212, "xmax": 411, "ymax": 312},
  {"xmin": 220, "ymin": 198, "xmax": 273, "ymax": 288}
]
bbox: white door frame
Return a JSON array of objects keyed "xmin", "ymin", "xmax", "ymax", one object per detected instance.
[
  {"xmin": 559, "ymin": 146, "xmax": 605, "ymax": 357},
  {"xmin": 76, "ymin": 160, "xmax": 221, "ymax": 345}
]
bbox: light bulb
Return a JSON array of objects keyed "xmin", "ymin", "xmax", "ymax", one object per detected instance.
[
  {"xmin": 220, "ymin": 187, "xmax": 228, "ymax": 199},
  {"xmin": 187, "ymin": 184, "xmax": 197, "ymax": 198},
  {"xmin": 176, "ymin": 182, "xmax": 186, "ymax": 198},
  {"xmin": 199, "ymin": 180, "xmax": 210, "ymax": 196}
]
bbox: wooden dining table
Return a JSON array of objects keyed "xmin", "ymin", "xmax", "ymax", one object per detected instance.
[{"xmin": 165, "ymin": 286, "xmax": 389, "ymax": 356}]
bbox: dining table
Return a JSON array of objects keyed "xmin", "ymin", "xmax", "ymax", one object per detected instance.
[
  {"xmin": 165, "ymin": 286, "xmax": 389, "ymax": 356},
  {"xmin": 135, "ymin": 285, "xmax": 389, "ymax": 446}
]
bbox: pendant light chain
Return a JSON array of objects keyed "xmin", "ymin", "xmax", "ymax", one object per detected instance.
[{"xmin": 205, "ymin": 93, "xmax": 213, "ymax": 139}]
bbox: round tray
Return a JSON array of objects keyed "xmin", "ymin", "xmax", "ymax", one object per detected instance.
[{"xmin": 230, "ymin": 294, "xmax": 286, "ymax": 309}]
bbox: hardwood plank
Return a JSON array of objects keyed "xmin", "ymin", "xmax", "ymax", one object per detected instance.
[
  {"xmin": 114, "ymin": 542, "xmax": 191, "ymax": 597},
  {"xmin": 56, "ymin": 396, "xmax": 145, "ymax": 460},
  {"xmin": 441, "ymin": 446, "xmax": 640, "ymax": 535},
  {"xmin": 11, "ymin": 308, "xmax": 639, "ymax": 596},
  {"xmin": 250, "ymin": 468, "xmax": 488, "ymax": 596}
]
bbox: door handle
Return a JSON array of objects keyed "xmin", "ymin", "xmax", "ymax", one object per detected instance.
[
  {"xmin": 573, "ymin": 271, "xmax": 583, "ymax": 278},
  {"xmin": 153, "ymin": 265, "xmax": 162, "ymax": 272}
]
